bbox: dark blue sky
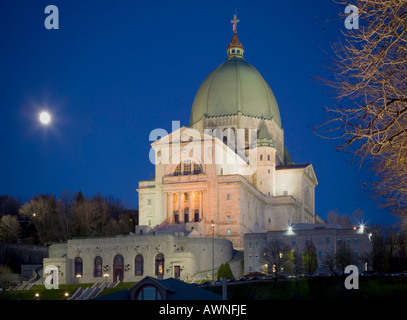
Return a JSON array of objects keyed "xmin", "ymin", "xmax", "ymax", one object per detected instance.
[{"xmin": 0, "ymin": 0, "xmax": 397, "ymax": 225}]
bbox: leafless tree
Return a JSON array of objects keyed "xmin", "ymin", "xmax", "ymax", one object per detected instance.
[
  {"xmin": 18, "ymin": 195, "xmax": 60, "ymax": 244},
  {"xmin": 262, "ymin": 239, "xmax": 293, "ymax": 280},
  {"xmin": 326, "ymin": 209, "xmax": 354, "ymax": 228},
  {"xmin": 0, "ymin": 215, "xmax": 21, "ymax": 242},
  {"xmin": 314, "ymin": 0, "xmax": 407, "ymax": 216}
]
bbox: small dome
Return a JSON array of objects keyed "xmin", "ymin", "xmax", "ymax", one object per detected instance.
[{"xmin": 189, "ymin": 45, "xmax": 281, "ymax": 127}]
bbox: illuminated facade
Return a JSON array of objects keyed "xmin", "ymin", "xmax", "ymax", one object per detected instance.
[{"xmin": 138, "ymin": 24, "xmax": 323, "ymax": 249}]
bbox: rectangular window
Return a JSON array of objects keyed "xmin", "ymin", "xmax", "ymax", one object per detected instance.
[
  {"xmin": 227, "ymin": 215, "xmax": 230, "ymax": 222},
  {"xmin": 354, "ymin": 237, "xmax": 359, "ymax": 244},
  {"xmin": 226, "ymin": 194, "xmax": 230, "ymax": 200},
  {"xmin": 347, "ymin": 238, "xmax": 351, "ymax": 245},
  {"xmin": 249, "ymin": 242, "xmax": 252, "ymax": 248},
  {"xmin": 227, "ymin": 229, "xmax": 231, "ymax": 236},
  {"xmin": 148, "ymin": 199, "xmax": 152, "ymax": 205},
  {"xmin": 255, "ymin": 254, "xmax": 259, "ymax": 261},
  {"xmin": 326, "ymin": 237, "xmax": 330, "ymax": 244},
  {"xmin": 292, "ymin": 239, "xmax": 296, "ymax": 246},
  {"xmin": 255, "ymin": 241, "xmax": 259, "ymax": 248},
  {"xmin": 248, "ymin": 254, "xmax": 252, "ymax": 261}
]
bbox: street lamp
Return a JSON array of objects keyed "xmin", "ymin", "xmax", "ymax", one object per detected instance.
[
  {"xmin": 103, "ymin": 265, "xmax": 109, "ymax": 284},
  {"xmin": 211, "ymin": 220, "xmax": 215, "ymax": 282}
]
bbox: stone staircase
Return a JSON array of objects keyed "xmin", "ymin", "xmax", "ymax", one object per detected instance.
[
  {"xmin": 14, "ymin": 266, "xmax": 43, "ymax": 291},
  {"xmin": 68, "ymin": 281, "xmax": 119, "ymax": 300}
]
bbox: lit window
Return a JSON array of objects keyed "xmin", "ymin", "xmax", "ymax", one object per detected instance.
[
  {"xmin": 75, "ymin": 257, "xmax": 83, "ymax": 277},
  {"xmin": 227, "ymin": 229, "xmax": 231, "ymax": 236}
]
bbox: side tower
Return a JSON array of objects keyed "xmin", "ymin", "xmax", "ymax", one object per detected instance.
[{"xmin": 253, "ymin": 121, "xmax": 276, "ymax": 197}]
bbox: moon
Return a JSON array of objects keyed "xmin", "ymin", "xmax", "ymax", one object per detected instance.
[{"xmin": 39, "ymin": 111, "xmax": 51, "ymax": 125}]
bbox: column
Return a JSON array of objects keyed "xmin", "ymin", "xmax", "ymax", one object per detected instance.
[
  {"xmin": 188, "ymin": 191, "xmax": 194, "ymax": 222},
  {"xmin": 199, "ymin": 190, "xmax": 202, "ymax": 221},
  {"xmin": 169, "ymin": 193, "xmax": 173, "ymax": 223},
  {"xmin": 178, "ymin": 192, "xmax": 182, "ymax": 223}
]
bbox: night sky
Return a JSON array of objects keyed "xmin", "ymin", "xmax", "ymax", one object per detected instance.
[{"xmin": 0, "ymin": 0, "xmax": 396, "ymax": 225}]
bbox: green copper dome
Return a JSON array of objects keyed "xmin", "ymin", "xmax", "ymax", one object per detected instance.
[{"xmin": 189, "ymin": 48, "xmax": 281, "ymax": 127}]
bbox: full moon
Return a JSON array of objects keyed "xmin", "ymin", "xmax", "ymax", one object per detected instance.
[{"xmin": 39, "ymin": 111, "xmax": 51, "ymax": 125}]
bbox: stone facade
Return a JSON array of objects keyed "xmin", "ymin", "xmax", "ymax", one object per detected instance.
[
  {"xmin": 43, "ymin": 232, "xmax": 240, "ymax": 284},
  {"xmin": 138, "ymin": 126, "xmax": 320, "ymax": 250}
]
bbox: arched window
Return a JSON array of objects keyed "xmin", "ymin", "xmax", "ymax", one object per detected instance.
[
  {"xmin": 94, "ymin": 256, "xmax": 102, "ymax": 277},
  {"xmin": 135, "ymin": 285, "xmax": 162, "ymax": 300},
  {"xmin": 135, "ymin": 254, "xmax": 144, "ymax": 276},
  {"xmin": 155, "ymin": 253, "xmax": 165, "ymax": 278},
  {"xmin": 113, "ymin": 254, "xmax": 124, "ymax": 282},
  {"xmin": 74, "ymin": 257, "xmax": 83, "ymax": 278},
  {"xmin": 172, "ymin": 161, "xmax": 202, "ymax": 176},
  {"xmin": 114, "ymin": 254, "xmax": 124, "ymax": 265}
]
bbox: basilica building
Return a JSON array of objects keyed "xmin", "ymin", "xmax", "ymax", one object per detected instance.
[
  {"xmin": 42, "ymin": 17, "xmax": 324, "ymax": 285},
  {"xmin": 138, "ymin": 19, "xmax": 323, "ymax": 250}
]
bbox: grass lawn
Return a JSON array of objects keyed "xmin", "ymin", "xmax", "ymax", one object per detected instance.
[{"xmin": 3, "ymin": 276, "xmax": 407, "ymax": 300}]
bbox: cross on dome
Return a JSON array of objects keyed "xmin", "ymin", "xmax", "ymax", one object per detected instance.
[
  {"xmin": 227, "ymin": 13, "xmax": 244, "ymax": 60},
  {"xmin": 231, "ymin": 14, "xmax": 240, "ymax": 33}
]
